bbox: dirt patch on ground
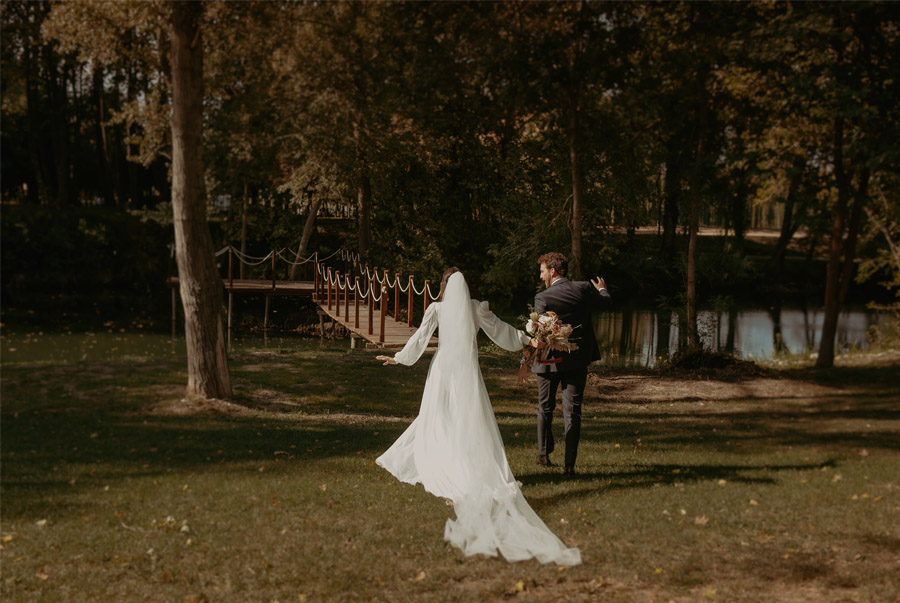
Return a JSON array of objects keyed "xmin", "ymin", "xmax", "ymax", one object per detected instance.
[
  {"xmin": 592, "ymin": 374, "xmax": 839, "ymax": 404},
  {"xmin": 588, "ymin": 349, "xmax": 900, "ymax": 405}
]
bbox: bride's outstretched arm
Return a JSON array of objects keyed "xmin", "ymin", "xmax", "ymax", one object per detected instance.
[
  {"xmin": 474, "ymin": 301, "xmax": 531, "ymax": 352},
  {"xmin": 387, "ymin": 303, "xmax": 439, "ymax": 366}
]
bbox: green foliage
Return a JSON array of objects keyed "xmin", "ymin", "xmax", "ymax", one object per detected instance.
[
  {"xmin": 0, "ymin": 206, "xmax": 171, "ymax": 308},
  {"xmin": 3, "ymin": 0, "xmax": 898, "ymax": 319}
]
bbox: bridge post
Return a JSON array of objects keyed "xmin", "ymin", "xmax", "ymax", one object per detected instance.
[
  {"xmin": 344, "ymin": 274, "xmax": 350, "ymax": 322},
  {"xmin": 384, "ymin": 270, "xmax": 391, "ymax": 320},
  {"xmin": 228, "ymin": 247, "xmax": 234, "ymax": 290},
  {"xmin": 354, "ymin": 276, "xmax": 360, "ymax": 329},
  {"xmin": 327, "ymin": 268, "xmax": 332, "ymax": 310},
  {"xmin": 367, "ymin": 281, "xmax": 374, "ymax": 336},
  {"xmin": 394, "ymin": 272, "xmax": 400, "ymax": 319},
  {"xmin": 313, "ymin": 259, "xmax": 319, "ymax": 302},
  {"xmin": 407, "ymin": 275, "xmax": 414, "ymax": 327},
  {"xmin": 335, "ymin": 271, "xmax": 341, "ymax": 317},
  {"xmin": 379, "ymin": 284, "xmax": 387, "ymax": 344},
  {"xmin": 423, "ymin": 280, "xmax": 431, "ymax": 313},
  {"xmin": 271, "ymin": 250, "xmax": 276, "ymax": 290}
]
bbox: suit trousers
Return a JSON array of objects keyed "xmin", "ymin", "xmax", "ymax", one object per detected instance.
[{"xmin": 536, "ymin": 367, "xmax": 587, "ymax": 467}]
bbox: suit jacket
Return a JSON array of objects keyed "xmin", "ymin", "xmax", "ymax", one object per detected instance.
[{"xmin": 532, "ymin": 277, "xmax": 611, "ymax": 373}]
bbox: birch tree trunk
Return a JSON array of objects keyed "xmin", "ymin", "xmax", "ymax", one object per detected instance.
[{"xmin": 170, "ymin": 0, "xmax": 232, "ymax": 399}]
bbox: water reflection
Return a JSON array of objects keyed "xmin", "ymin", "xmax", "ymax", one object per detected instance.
[{"xmin": 594, "ymin": 306, "xmax": 882, "ymax": 367}]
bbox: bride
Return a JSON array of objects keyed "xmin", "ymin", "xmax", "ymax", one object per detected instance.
[{"xmin": 375, "ymin": 268, "xmax": 581, "ymax": 566}]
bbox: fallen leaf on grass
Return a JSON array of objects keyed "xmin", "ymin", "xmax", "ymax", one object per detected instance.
[
  {"xmin": 514, "ymin": 580, "xmax": 526, "ymax": 592},
  {"xmin": 414, "ymin": 571, "xmax": 426, "ymax": 581},
  {"xmin": 748, "ymin": 500, "xmax": 758, "ymax": 506},
  {"xmin": 694, "ymin": 515, "xmax": 709, "ymax": 525},
  {"xmin": 1, "ymin": 535, "xmax": 12, "ymax": 542},
  {"xmin": 319, "ymin": 484, "xmax": 327, "ymax": 492},
  {"xmin": 36, "ymin": 568, "xmax": 49, "ymax": 581}
]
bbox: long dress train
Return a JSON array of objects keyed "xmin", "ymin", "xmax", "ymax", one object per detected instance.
[{"xmin": 376, "ymin": 273, "xmax": 581, "ymax": 566}]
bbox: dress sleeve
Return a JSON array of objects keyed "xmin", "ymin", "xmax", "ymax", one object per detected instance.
[
  {"xmin": 393, "ymin": 302, "xmax": 439, "ymax": 366},
  {"xmin": 474, "ymin": 300, "xmax": 530, "ymax": 352}
]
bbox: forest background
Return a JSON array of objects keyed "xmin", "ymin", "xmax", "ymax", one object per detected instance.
[{"xmin": 2, "ymin": 1, "xmax": 899, "ymax": 365}]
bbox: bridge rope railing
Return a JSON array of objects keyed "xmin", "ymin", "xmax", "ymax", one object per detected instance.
[
  {"xmin": 212, "ymin": 245, "xmax": 351, "ymax": 289},
  {"xmin": 175, "ymin": 242, "xmax": 438, "ymax": 345},
  {"xmin": 313, "ymin": 254, "xmax": 442, "ymax": 344}
]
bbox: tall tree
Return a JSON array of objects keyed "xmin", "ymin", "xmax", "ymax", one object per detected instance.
[{"xmin": 169, "ymin": 0, "xmax": 230, "ymax": 398}]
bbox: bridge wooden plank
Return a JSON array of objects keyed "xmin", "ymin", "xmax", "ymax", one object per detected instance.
[
  {"xmin": 316, "ymin": 302, "xmax": 436, "ymax": 349},
  {"xmin": 167, "ymin": 275, "xmax": 434, "ymax": 349}
]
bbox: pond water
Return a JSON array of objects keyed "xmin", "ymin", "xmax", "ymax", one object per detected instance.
[
  {"xmin": 0, "ymin": 306, "xmax": 884, "ymax": 367},
  {"xmin": 592, "ymin": 306, "xmax": 884, "ymax": 367}
]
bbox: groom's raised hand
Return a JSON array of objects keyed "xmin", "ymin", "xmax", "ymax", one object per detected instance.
[{"xmin": 591, "ymin": 276, "xmax": 608, "ymax": 292}]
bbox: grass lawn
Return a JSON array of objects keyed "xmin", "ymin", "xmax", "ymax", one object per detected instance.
[{"xmin": 1, "ymin": 343, "xmax": 898, "ymax": 602}]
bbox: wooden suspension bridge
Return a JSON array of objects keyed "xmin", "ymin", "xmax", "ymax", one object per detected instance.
[{"xmin": 167, "ymin": 246, "xmax": 439, "ymax": 349}]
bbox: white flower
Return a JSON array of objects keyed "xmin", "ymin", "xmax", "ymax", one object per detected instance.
[
  {"xmin": 526, "ymin": 320, "xmax": 535, "ymax": 334},
  {"xmin": 539, "ymin": 315, "xmax": 552, "ymax": 325}
]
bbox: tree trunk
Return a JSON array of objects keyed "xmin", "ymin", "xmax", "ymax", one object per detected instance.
[
  {"xmin": 837, "ymin": 169, "xmax": 868, "ymax": 307},
  {"xmin": 686, "ymin": 90, "xmax": 707, "ymax": 354},
  {"xmin": 816, "ymin": 117, "xmax": 849, "ymax": 368},
  {"xmin": 93, "ymin": 64, "xmax": 114, "ymax": 205},
  {"xmin": 169, "ymin": 0, "xmax": 232, "ymax": 399},
  {"xmin": 686, "ymin": 188, "xmax": 701, "ymax": 353},
  {"xmin": 46, "ymin": 45, "xmax": 69, "ymax": 205},
  {"xmin": 567, "ymin": 1, "xmax": 586, "ymax": 279},
  {"xmin": 767, "ymin": 183, "xmax": 800, "ymax": 280},
  {"xmin": 290, "ymin": 195, "xmax": 323, "ymax": 280},
  {"xmin": 354, "ymin": 118, "xmax": 371, "ymax": 260},
  {"xmin": 730, "ymin": 176, "xmax": 747, "ymax": 256},
  {"xmin": 569, "ymin": 97, "xmax": 584, "ymax": 280},
  {"xmin": 662, "ymin": 150, "xmax": 680, "ymax": 262},
  {"xmin": 25, "ymin": 37, "xmax": 50, "ymax": 204},
  {"xmin": 240, "ymin": 181, "xmax": 248, "ymax": 279}
]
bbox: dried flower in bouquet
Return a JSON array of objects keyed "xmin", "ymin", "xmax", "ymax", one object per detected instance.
[{"xmin": 517, "ymin": 311, "xmax": 579, "ymax": 384}]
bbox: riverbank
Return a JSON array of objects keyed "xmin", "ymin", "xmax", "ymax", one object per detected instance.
[{"xmin": 2, "ymin": 347, "xmax": 898, "ymax": 601}]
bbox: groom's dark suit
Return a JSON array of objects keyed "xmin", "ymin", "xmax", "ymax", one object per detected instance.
[{"xmin": 533, "ymin": 277, "xmax": 611, "ymax": 468}]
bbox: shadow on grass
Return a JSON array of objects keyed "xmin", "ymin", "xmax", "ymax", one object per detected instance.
[
  {"xmin": 0, "ymin": 409, "xmax": 409, "ymax": 521},
  {"xmin": 518, "ymin": 459, "xmax": 836, "ymax": 492}
]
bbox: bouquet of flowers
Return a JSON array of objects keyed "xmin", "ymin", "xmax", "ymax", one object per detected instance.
[{"xmin": 517, "ymin": 311, "xmax": 579, "ymax": 384}]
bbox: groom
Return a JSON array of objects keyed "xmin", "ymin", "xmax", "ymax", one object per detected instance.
[{"xmin": 532, "ymin": 252, "xmax": 611, "ymax": 476}]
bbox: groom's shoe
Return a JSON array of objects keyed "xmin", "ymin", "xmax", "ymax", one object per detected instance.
[
  {"xmin": 563, "ymin": 465, "xmax": 576, "ymax": 476},
  {"xmin": 536, "ymin": 454, "xmax": 554, "ymax": 467}
]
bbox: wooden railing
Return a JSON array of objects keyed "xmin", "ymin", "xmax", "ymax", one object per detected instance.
[{"xmin": 315, "ymin": 259, "xmax": 441, "ymax": 344}]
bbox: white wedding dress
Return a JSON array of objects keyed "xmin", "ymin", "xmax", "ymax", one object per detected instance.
[{"xmin": 376, "ymin": 272, "xmax": 581, "ymax": 566}]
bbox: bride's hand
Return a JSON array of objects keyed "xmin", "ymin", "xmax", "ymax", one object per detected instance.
[{"xmin": 376, "ymin": 355, "xmax": 397, "ymax": 366}]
